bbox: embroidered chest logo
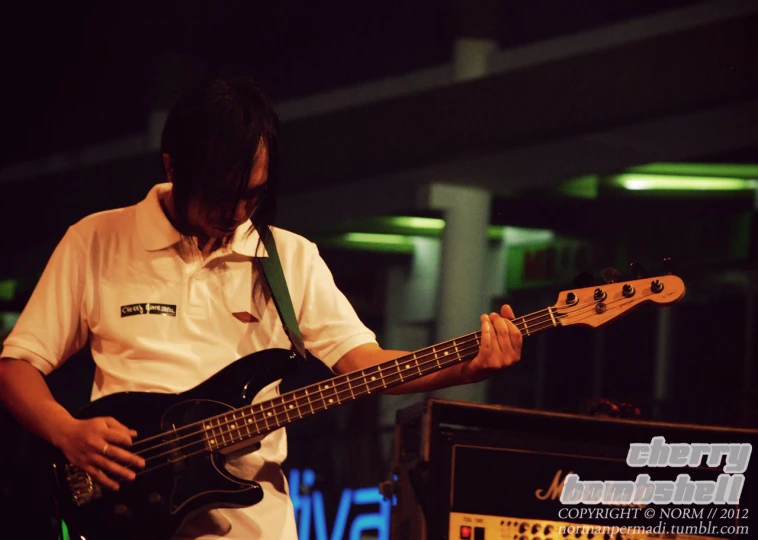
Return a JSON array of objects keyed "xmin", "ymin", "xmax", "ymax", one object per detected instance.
[{"xmin": 121, "ymin": 303, "xmax": 177, "ymax": 317}]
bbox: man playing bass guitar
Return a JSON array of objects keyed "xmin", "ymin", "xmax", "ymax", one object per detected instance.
[{"xmin": 0, "ymin": 76, "xmax": 523, "ymax": 540}]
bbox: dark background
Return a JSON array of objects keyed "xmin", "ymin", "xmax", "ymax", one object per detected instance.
[{"xmin": 1, "ymin": 0, "xmax": 757, "ymax": 537}]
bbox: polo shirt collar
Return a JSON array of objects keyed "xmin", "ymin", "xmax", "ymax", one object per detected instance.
[
  {"xmin": 136, "ymin": 183, "xmax": 181, "ymax": 251},
  {"xmin": 135, "ymin": 183, "xmax": 269, "ymax": 257},
  {"xmin": 230, "ymin": 224, "xmax": 269, "ymax": 258}
]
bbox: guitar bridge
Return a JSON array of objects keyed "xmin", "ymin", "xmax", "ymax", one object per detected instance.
[{"xmin": 65, "ymin": 464, "xmax": 104, "ymax": 506}]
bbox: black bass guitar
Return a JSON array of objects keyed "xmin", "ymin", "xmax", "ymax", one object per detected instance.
[{"xmin": 53, "ymin": 275, "xmax": 685, "ymax": 539}]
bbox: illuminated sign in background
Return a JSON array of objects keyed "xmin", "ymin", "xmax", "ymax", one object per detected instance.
[{"xmin": 289, "ymin": 468, "xmax": 391, "ymax": 540}]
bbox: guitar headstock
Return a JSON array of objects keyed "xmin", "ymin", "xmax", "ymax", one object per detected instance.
[{"xmin": 552, "ymin": 275, "xmax": 685, "ymax": 328}]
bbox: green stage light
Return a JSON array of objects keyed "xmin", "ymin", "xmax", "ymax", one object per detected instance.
[
  {"xmin": 0, "ymin": 279, "xmax": 17, "ymax": 301},
  {"xmin": 311, "ymin": 217, "xmax": 556, "ymax": 255},
  {"xmin": 611, "ymin": 174, "xmax": 758, "ymax": 191},
  {"xmin": 342, "ymin": 232, "xmax": 413, "ymax": 245},
  {"xmin": 322, "ymin": 232, "xmax": 416, "ymax": 253},
  {"xmin": 503, "ymin": 227, "xmax": 555, "ymax": 245},
  {"xmin": 555, "ymin": 175, "xmax": 599, "ymax": 198},
  {"xmin": 625, "ymin": 163, "xmax": 758, "ymax": 179},
  {"xmin": 383, "ymin": 216, "xmax": 444, "ymax": 232},
  {"xmin": 362, "ymin": 216, "xmax": 508, "ymax": 241},
  {"xmin": 59, "ymin": 520, "xmax": 69, "ymax": 540}
]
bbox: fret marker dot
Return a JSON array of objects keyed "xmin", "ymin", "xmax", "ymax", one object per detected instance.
[
  {"xmin": 445, "ymin": 351, "xmax": 449, "ymax": 356},
  {"xmin": 405, "ymin": 364, "xmax": 410, "ymax": 369},
  {"xmin": 230, "ymin": 423, "xmax": 236, "ymax": 429},
  {"xmin": 329, "ymin": 399, "xmax": 334, "ymax": 404},
  {"xmin": 324, "ymin": 384, "xmax": 329, "ymax": 389},
  {"xmin": 210, "ymin": 439, "xmax": 216, "ymax": 444},
  {"xmin": 204, "ymin": 424, "xmax": 210, "ymax": 430},
  {"xmin": 267, "ymin": 412, "xmax": 272, "ymax": 417},
  {"xmin": 247, "ymin": 419, "xmax": 252, "ymax": 424},
  {"xmin": 289, "ymin": 405, "xmax": 294, "ymax": 409},
  {"xmin": 371, "ymin": 376, "xmax": 376, "ymax": 381}
]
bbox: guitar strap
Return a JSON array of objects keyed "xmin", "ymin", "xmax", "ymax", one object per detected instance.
[{"xmin": 255, "ymin": 226, "xmax": 307, "ymax": 361}]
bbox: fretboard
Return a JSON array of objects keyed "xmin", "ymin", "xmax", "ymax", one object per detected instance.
[{"xmin": 202, "ymin": 306, "xmax": 562, "ymax": 452}]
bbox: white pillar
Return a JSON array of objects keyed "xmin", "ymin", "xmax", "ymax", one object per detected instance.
[
  {"xmin": 452, "ymin": 0, "xmax": 498, "ymax": 82},
  {"xmin": 453, "ymin": 38, "xmax": 498, "ymax": 81},
  {"xmin": 378, "ymin": 237, "xmax": 442, "ymax": 471},
  {"xmin": 428, "ymin": 183, "xmax": 492, "ymax": 403}
]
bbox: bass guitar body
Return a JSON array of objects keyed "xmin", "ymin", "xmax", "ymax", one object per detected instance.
[
  {"xmin": 54, "ymin": 349, "xmax": 298, "ymax": 540},
  {"xmin": 52, "ymin": 274, "xmax": 686, "ymax": 539}
]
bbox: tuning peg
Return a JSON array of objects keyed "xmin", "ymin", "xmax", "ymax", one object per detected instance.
[
  {"xmin": 600, "ymin": 267, "xmax": 622, "ymax": 284},
  {"xmin": 629, "ymin": 262, "xmax": 647, "ymax": 279},
  {"xmin": 661, "ymin": 257, "xmax": 676, "ymax": 275},
  {"xmin": 573, "ymin": 271, "xmax": 595, "ymax": 288}
]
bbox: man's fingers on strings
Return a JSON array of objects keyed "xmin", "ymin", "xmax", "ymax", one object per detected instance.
[
  {"xmin": 103, "ymin": 427, "xmax": 135, "ymax": 449},
  {"xmin": 105, "ymin": 443, "xmax": 146, "ymax": 469},
  {"xmin": 507, "ymin": 317, "xmax": 524, "ymax": 352},
  {"xmin": 502, "ymin": 319, "xmax": 522, "ymax": 365},
  {"xmin": 500, "ymin": 304, "xmax": 515, "ymax": 320},
  {"xmin": 83, "ymin": 464, "xmax": 120, "ymax": 491},
  {"xmin": 92, "ymin": 454, "xmax": 137, "ymax": 482},
  {"xmin": 488, "ymin": 312, "xmax": 511, "ymax": 354},
  {"xmin": 94, "ymin": 435, "xmax": 145, "ymax": 469},
  {"xmin": 504, "ymin": 303, "xmax": 524, "ymax": 353},
  {"xmin": 490, "ymin": 312, "xmax": 510, "ymax": 336},
  {"xmin": 480, "ymin": 314, "xmax": 492, "ymax": 352},
  {"xmin": 103, "ymin": 416, "xmax": 137, "ymax": 442},
  {"xmin": 488, "ymin": 313, "xmax": 522, "ymax": 365}
]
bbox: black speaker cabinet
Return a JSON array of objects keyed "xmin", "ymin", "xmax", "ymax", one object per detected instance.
[{"xmin": 390, "ymin": 399, "xmax": 757, "ymax": 540}]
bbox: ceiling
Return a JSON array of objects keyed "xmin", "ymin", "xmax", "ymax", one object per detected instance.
[{"xmin": 0, "ymin": 1, "xmax": 756, "ymax": 280}]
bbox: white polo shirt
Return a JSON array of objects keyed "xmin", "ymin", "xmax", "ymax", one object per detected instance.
[{"xmin": 1, "ymin": 182, "xmax": 378, "ymax": 539}]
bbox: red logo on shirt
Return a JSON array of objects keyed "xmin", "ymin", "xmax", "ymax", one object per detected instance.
[{"xmin": 232, "ymin": 312, "xmax": 258, "ymax": 323}]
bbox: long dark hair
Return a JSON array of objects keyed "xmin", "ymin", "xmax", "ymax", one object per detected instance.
[{"xmin": 160, "ymin": 76, "xmax": 279, "ymax": 246}]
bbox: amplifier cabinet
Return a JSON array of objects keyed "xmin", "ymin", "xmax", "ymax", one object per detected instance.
[{"xmin": 390, "ymin": 399, "xmax": 757, "ymax": 540}]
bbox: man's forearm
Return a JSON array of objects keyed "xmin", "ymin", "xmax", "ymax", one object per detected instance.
[{"xmin": 0, "ymin": 358, "xmax": 74, "ymax": 446}]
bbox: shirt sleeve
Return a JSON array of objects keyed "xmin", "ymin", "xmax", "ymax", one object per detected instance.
[
  {"xmin": 297, "ymin": 242, "xmax": 378, "ymax": 370},
  {"xmin": 0, "ymin": 227, "xmax": 89, "ymax": 375}
]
